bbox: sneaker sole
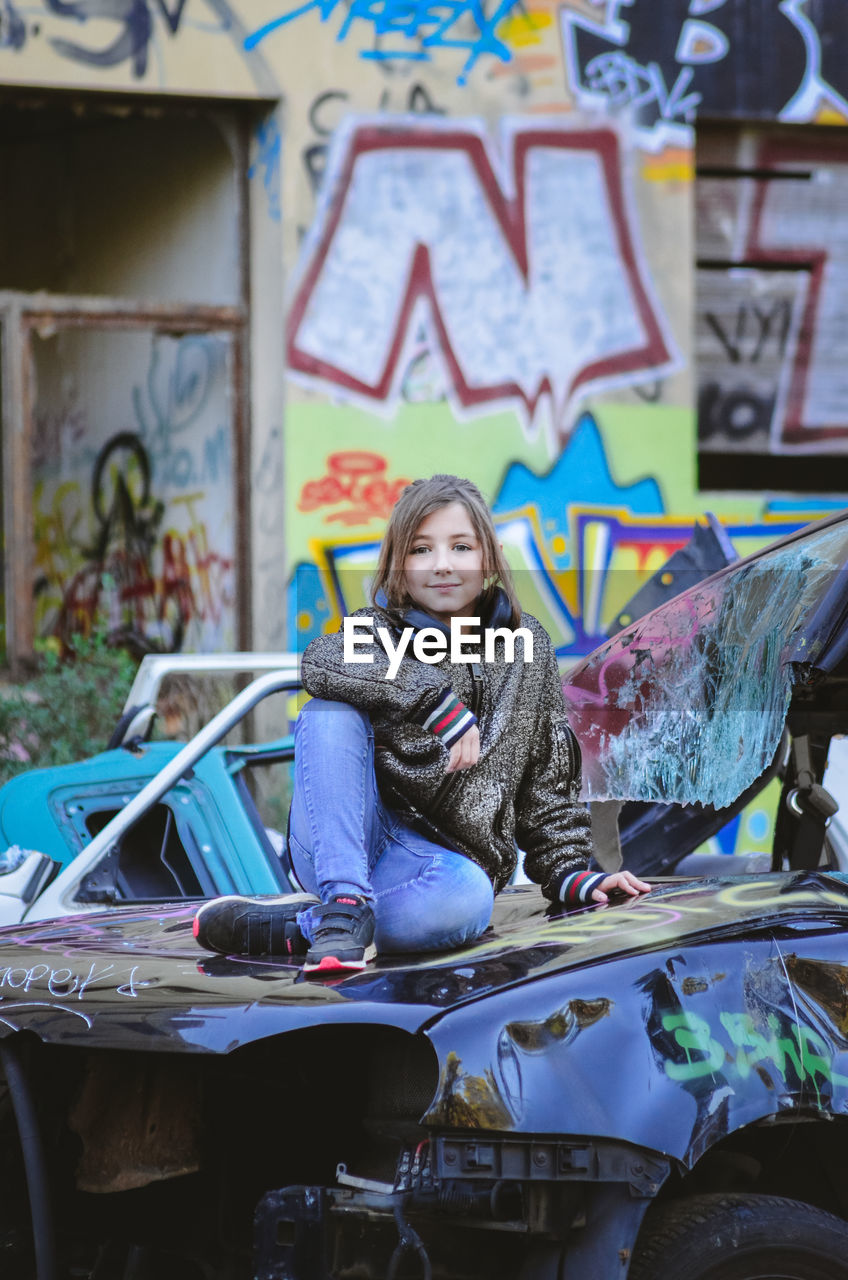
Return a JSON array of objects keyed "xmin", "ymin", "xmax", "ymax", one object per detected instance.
[
  {"xmin": 193, "ymin": 893, "xmax": 319, "ymax": 947},
  {"xmin": 302, "ymin": 942, "xmax": 377, "ymax": 974}
]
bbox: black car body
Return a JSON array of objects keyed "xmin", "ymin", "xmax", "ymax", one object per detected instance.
[{"xmin": 4, "ymin": 513, "xmax": 848, "ymax": 1280}]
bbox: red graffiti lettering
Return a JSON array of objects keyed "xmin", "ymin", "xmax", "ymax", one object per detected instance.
[{"xmin": 298, "ymin": 452, "xmax": 410, "ymax": 525}]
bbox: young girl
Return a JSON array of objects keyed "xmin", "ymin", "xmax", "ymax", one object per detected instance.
[{"xmin": 195, "ymin": 475, "xmax": 649, "ymax": 970}]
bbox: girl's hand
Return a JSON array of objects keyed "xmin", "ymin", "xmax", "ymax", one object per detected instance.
[
  {"xmin": 446, "ymin": 725, "xmax": 480, "ymax": 773},
  {"xmin": 591, "ymin": 870, "xmax": 651, "ymax": 903}
]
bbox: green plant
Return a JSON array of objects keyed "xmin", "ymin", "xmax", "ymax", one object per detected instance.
[{"xmin": 0, "ymin": 634, "xmax": 137, "ymax": 785}]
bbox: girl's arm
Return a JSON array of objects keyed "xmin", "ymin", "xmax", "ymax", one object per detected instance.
[
  {"xmin": 301, "ymin": 610, "xmax": 478, "ymax": 751},
  {"xmin": 514, "ymin": 636, "xmax": 600, "ymax": 906}
]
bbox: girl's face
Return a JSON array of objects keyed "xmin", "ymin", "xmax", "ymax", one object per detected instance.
[{"xmin": 403, "ymin": 502, "xmax": 486, "ymax": 624}]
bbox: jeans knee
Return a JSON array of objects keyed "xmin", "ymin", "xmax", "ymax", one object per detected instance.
[
  {"xmin": 454, "ymin": 864, "xmax": 495, "ymax": 941},
  {"xmin": 378, "ymin": 858, "xmax": 493, "ymax": 952},
  {"xmin": 297, "ymin": 698, "xmax": 371, "ymax": 736}
]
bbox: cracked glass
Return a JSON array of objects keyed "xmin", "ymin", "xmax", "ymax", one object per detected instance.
[{"xmin": 564, "ymin": 518, "xmax": 848, "ymax": 809}]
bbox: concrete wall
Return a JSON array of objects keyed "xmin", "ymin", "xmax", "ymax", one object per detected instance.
[{"xmin": 0, "ymin": 0, "xmax": 843, "ymax": 661}]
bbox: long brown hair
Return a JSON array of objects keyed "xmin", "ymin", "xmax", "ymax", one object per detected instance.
[{"xmin": 372, "ymin": 475, "xmax": 521, "ymax": 626}]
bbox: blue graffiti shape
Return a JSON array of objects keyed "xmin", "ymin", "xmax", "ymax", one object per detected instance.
[
  {"xmin": 46, "ymin": 0, "xmax": 153, "ymax": 76},
  {"xmin": 494, "ymin": 413, "xmax": 664, "ymax": 550},
  {"xmin": 289, "ymin": 564, "xmax": 331, "ymax": 652},
  {"xmin": 154, "ymin": 0, "xmax": 188, "ymax": 34},
  {"xmin": 44, "ymin": 0, "xmax": 189, "ymax": 78},
  {"xmin": 0, "ymin": 1, "xmax": 26, "ymax": 49},
  {"xmin": 583, "ymin": 53, "xmax": 700, "ymax": 126},
  {"xmin": 250, "ymin": 118, "xmax": 282, "ymax": 223},
  {"xmin": 244, "ymin": 0, "xmax": 520, "ymax": 85}
]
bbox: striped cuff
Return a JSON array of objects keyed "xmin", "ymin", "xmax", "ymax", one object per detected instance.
[
  {"xmin": 556, "ymin": 870, "xmax": 607, "ymax": 908},
  {"xmin": 418, "ymin": 689, "xmax": 477, "ymax": 749}
]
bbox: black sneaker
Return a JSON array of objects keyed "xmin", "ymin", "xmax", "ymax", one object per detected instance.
[
  {"xmin": 302, "ymin": 896, "xmax": 376, "ymax": 973},
  {"xmin": 193, "ymin": 892, "xmax": 319, "ymax": 956}
]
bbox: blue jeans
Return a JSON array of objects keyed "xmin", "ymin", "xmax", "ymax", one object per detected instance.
[{"xmin": 288, "ymin": 698, "xmax": 494, "ymax": 954}]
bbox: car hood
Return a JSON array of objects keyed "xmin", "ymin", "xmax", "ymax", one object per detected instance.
[
  {"xmin": 0, "ymin": 874, "xmax": 847, "ymax": 1054},
  {"xmin": 564, "ymin": 509, "xmax": 848, "ymax": 808}
]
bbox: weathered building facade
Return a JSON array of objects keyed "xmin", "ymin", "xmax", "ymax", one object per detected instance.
[{"xmin": 0, "ymin": 0, "xmax": 845, "ymax": 674}]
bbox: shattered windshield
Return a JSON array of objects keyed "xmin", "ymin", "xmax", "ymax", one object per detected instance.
[{"xmin": 563, "ymin": 518, "xmax": 848, "ymax": 810}]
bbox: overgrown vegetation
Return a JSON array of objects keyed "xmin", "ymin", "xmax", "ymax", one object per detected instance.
[{"xmin": 0, "ymin": 634, "xmax": 137, "ymax": 785}]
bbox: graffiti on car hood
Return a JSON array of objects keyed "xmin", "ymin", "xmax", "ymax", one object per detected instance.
[
  {"xmin": 0, "ymin": 874, "xmax": 845, "ymax": 1059},
  {"xmin": 424, "ymin": 876, "xmax": 848, "ymax": 1162}
]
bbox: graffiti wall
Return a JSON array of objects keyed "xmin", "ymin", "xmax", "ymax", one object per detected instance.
[
  {"xmin": 0, "ymin": 0, "xmax": 276, "ymax": 96},
  {"xmin": 272, "ymin": 0, "xmax": 848, "ymax": 671},
  {"xmin": 698, "ymin": 125, "xmax": 848, "ymax": 456},
  {"xmin": 288, "ymin": 119, "xmax": 679, "ymax": 438},
  {"xmin": 562, "ymin": 0, "xmax": 848, "ymax": 146}
]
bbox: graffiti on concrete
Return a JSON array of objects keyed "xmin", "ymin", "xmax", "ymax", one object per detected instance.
[
  {"xmin": 562, "ymin": 0, "xmax": 848, "ymax": 148},
  {"xmin": 298, "ymin": 452, "xmax": 410, "ymax": 525},
  {"xmin": 34, "ymin": 335, "xmax": 236, "ymax": 652},
  {"xmin": 244, "ymin": 0, "xmax": 520, "ymax": 85},
  {"xmin": 0, "ymin": 0, "xmax": 24, "ymax": 48},
  {"xmin": 698, "ymin": 285, "xmax": 799, "ymax": 453},
  {"xmin": 698, "ymin": 134, "xmax": 848, "ymax": 453},
  {"xmin": 288, "ymin": 118, "xmax": 677, "ymax": 439},
  {"xmin": 0, "ymin": 0, "xmax": 193, "ymax": 76},
  {"xmin": 288, "ymin": 414, "xmax": 807, "ymax": 657},
  {"xmin": 302, "ymin": 85, "xmax": 445, "ymax": 198},
  {"xmin": 0, "ymin": 0, "xmax": 267, "ymax": 86},
  {"xmin": 35, "ymin": 433, "xmax": 234, "ymax": 653},
  {"xmin": 250, "ymin": 116, "xmax": 282, "ymax": 223}
]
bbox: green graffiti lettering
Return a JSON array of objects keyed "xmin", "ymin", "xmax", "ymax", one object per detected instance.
[
  {"xmin": 718, "ymin": 1011, "xmax": 801, "ymax": 1082},
  {"xmin": 720, "ymin": 1011, "xmax": 767, "ymax": 1080},
  {"xmin": 667, "ymin": 1009, "xmax": 848, "ymax": 1095},
  {"xmin": 662, "ymin": 1011, "xmax": 725, "ymax": 1080},
  {"xmin": 793, "ymin": 1023, "xmax": 848, "ymax": 1097},
  {"xmin": 766, "ymin": 1012, "xmax": 804, "ymax": 1082}
]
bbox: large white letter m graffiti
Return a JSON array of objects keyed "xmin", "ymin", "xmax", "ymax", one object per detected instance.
[{"xmin": 286, "ymin": 118, "xmax": 678, "ymax": 434}]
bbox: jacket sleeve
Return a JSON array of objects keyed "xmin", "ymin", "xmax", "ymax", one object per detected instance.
[
  {"xmin": 300, "ymin": 610, "xmax": 477, "ymax": 748},
  {"xmin": 514, "ymin": 637, "xmax": 599, "ymax": 906}
]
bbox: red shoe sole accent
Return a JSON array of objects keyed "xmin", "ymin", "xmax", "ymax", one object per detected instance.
[{"xmin": 303, "ymin": 954, "xmax": 367, "ymax": 973}]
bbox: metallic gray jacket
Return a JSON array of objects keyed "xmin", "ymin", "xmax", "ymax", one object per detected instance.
[{"xmin": 300, "ymin": 600, "xmax": 592, "ymax": 897}]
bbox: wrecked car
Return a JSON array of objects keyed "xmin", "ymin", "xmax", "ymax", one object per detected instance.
[
  {"xmin": 1, "ymin": 512, "xmax": 848, "ymax": 1277},
  {"xmin": 5, "ymin": 873, "xmax": 848, "ymax": 1280},
  {"xmin": 0, "ymin": 654, "xmax": 303, "ymax": 927}
]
